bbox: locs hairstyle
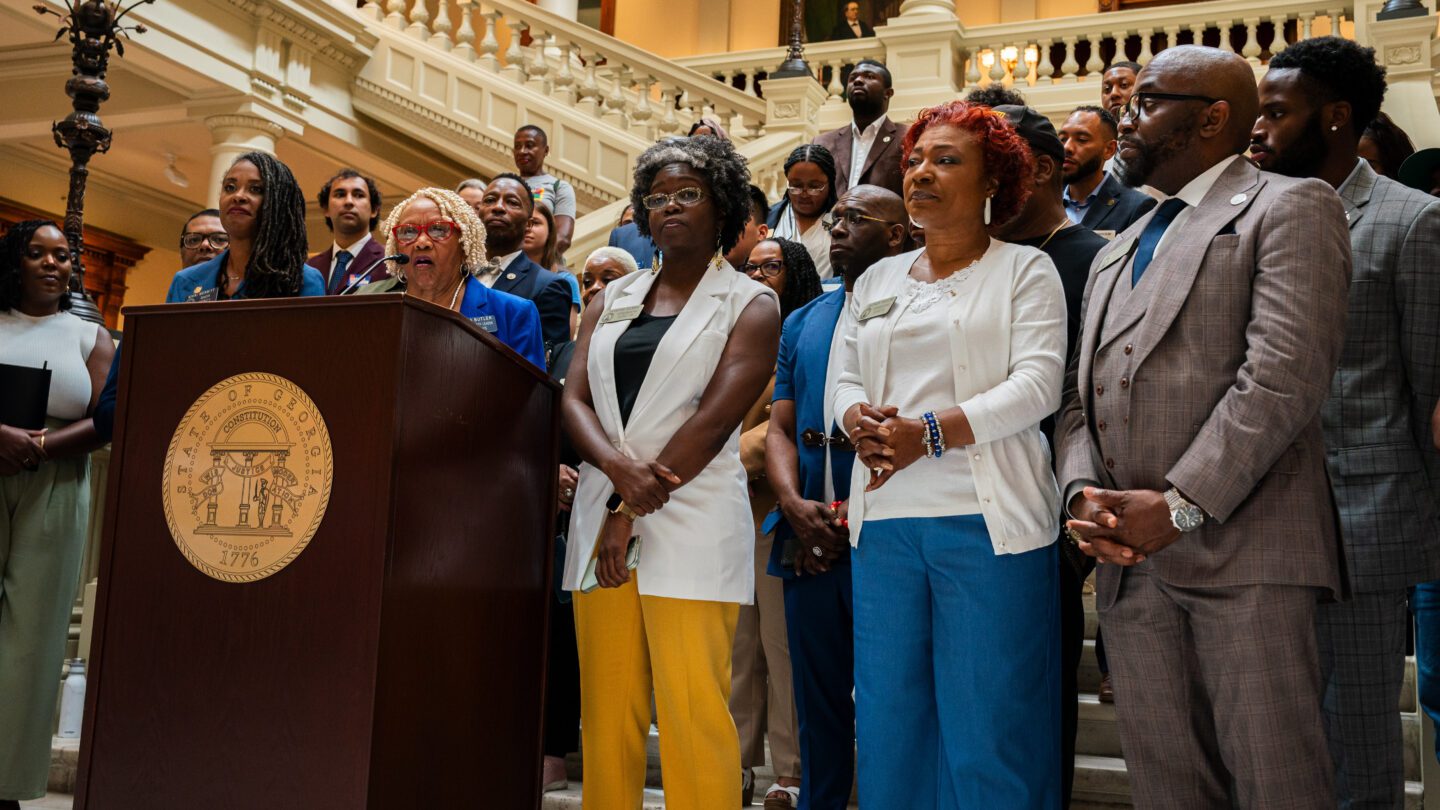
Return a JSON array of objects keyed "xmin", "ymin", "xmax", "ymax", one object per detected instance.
[
  {"xmin": 1267, "ymin": 36, "xmax": 1387, "ymax": 136},
  {"xmin": 630, "ymin": 136, "xmax": 753, "ymax": 254},
  {"xmin": 229, "ymin": 151, "xmax": 310, "ymax": 299},
  {"xmin": 0, "ymin": 219, "xmax": 70, "ymax": 312},
  {"xmin": 758, "ymin": 237, "xmax": 824, "ymax": 319},
  {"xmin": 316, "ymin": 169, "xmax": 383, "ymax": 231},
  {"xmin": 901, "ymin": 101, "xmax": 1036, "ymax": 227}
]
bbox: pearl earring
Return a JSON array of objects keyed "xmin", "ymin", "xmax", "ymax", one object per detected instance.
[
  {"xmin": 1331, "ymin": 125, "xmax": 1338, "ymax": 132},
  {"xmin": 983, "ymin": 196, "xmax": 992, "ymax": 226}
]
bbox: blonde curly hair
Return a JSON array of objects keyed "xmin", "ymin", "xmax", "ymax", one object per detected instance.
[{"xmin": 381, "ymin": 187, "xmax": 489, "ymax": 280}]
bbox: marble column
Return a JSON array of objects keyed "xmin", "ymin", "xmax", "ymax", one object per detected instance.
[
  {"xmin": 1367, "ymin": 11, "xmax": 1440, "ymax": 148},
  {"xmin": 203, "ymin": 114, "xmax": 285, "ymax": 205}
]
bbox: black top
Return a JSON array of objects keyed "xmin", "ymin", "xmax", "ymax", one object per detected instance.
[{"xmin": 613, "ymin": 312, "xmax": 676, "ymax": 426}]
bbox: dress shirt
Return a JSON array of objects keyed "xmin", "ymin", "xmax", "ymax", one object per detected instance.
[
  {"xmin": 329, "ymin": 233, "xmax": 372, "ymax": 286},
  {"xmin": 1151, "ymin": 154, "xmax": 1243, "ymax": 259},
  {"xmin": 1063, "ymin": 183, "xmax": 1100, "ymax": 225},
  {"xmin": 481, "ymin": 250, "xmax": 523, "ymax": 287},
  {"xmin": 820, "ymin": 291, "xmax": 854, "ymax": 504},
  {"xmin": 850, "ymin": 116, "xmax": 888, "ymax": 187}
]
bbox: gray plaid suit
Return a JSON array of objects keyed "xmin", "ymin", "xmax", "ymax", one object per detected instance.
[
  {"xmin": 1056, "ymin": 157, "xmax": 1352, "ymax": 808},
  {"xmin": 1317, "ymin": 159, "xmax": 1440, "ymax": 808}
]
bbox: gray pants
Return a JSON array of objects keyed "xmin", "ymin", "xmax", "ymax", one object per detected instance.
[
  {"xmin": 0, "ymin": 456, "xmax": 89, "ymax": 801},
  {"xmin": 1317, "ymin": 588, "xmax": 1409, "ymax": 810}
]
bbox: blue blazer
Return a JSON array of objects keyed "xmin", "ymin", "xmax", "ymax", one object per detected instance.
[
  {"xmin": 458, "ymin": 275, "xmax": 546, "ymax": 369},
  {"xmin": 763, "ymin": 288, "xmax": 856, "ymax": 578},
  {"xmin": 607, "ymin": 222, "xmax": 656, "ymax": 269},
  {"xmin": 165, "ymin": 252, "xmax": 326, "ymax": 302},
  {"xmin": 490, "ymin": 253, "xmax": 573, "ymax": 351},
  {"xmin": 1078, "ymin": 173, "xmax": 1158, "ymax": 234}
]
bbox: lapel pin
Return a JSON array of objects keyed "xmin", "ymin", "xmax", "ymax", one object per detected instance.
[
  {"xmin": 1230, "ymin": 193, "xmax": 1246, "ymax": 205},
  {"xmin": 883, "ymin": 136, "xmax": 891, "ymax": 143},
  {"xmin": 1107, "ymin": 199, "xmax": 1117, "ymax": 206},
  {"xmin": 506, "ymin": 272, "xmax": 517, "ymax": 280}
]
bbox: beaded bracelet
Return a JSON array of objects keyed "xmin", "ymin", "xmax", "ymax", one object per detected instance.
[{"xmin": 921, "ymin": 411, "xmax": 946, "ymax": 459}]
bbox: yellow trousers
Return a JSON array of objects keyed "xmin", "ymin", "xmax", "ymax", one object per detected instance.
[{"xmin": 574, "ymin": 576, "xmax": 741, "ymax": 810}]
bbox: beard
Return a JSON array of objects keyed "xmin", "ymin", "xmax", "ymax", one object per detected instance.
[
  {"xmin": 1264, "ymin": 113, "xmax": 1329, "ymax": 178},
  {"xmin": 848, "ymin": 92, "xmax": 884, "ymax": 121},
  {"xmin": 1118, "ymin": 124, "xmax": 1194, "ymax": 188},
  {"xmin": 1063, "ymin": 154, "xmax": 1104, "ymax": 185}
]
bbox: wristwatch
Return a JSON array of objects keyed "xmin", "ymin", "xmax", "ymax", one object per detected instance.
[{"xmin": 1164, "ymin": 487, "xmax": 1205, "ymax": 532}]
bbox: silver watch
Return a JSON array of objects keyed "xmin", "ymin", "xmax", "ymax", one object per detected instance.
[{"xmin": 1164, "ymin": 487, "xmax": 1205, "ymax": 532}]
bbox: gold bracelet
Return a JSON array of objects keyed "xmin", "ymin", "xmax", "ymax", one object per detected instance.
[
  {"xmin": 616, "ymin": 501, "xmax": 640, "ymax": 521},
  {"xmin": 38, "ymin": 430, "xmax": 46, "ymax": 451}
]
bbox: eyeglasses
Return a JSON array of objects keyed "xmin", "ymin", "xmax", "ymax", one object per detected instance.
[
  {"xmin": 742, "ymin": 259, "xmax": 786, "ymax": 279},
  {"xmin": 641, "ymin": 187, "xmax": 706, "ymax": 210},
  {"xmin": 787, "ymin": 183, "xmax": 829, "ymax": 197},
  {"xmin": 181, "ymin": 232, "xmax": 229, "ymax": 250},
  {"xmin": 820, "ymin": 210, "xmax": 895, "ymax": 234},
  {"xmin": 392, "ymin": 219, "xmax": 460, "ymax": 245},
  {"xmin": 1121, "ymin": 92, "xmax": 1221, "ymax": 122}
]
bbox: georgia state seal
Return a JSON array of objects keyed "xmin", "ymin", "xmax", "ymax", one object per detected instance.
[{"xmin": 161, "ymin": 372, "xmax": 334, "ymax": 583}]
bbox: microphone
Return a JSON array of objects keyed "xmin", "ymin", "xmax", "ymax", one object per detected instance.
[{"xmin": 340, "ymin": 253, "xmax": 408, "ymax": 295}]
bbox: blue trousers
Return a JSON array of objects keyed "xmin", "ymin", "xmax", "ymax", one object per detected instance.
[
  {"xmin": 783, "ymin": 564, "xmax": 854, "ymax": 810},
  {"xmin": 1413, "ymin": 581, "xmax": 1440, "ymax": 763},
  {"xmin": 853, "ymin": 515, "xmax": 1060, "ymax": 810}
]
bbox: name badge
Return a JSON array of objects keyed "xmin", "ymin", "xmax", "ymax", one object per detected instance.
[
  {"xmin": 600, "ymin": 304, "xmax": 644, "ymax": 324},
  {"xmin": 858, "ymin": 297, "xmax": 896, "ymax": 321},
  {"xmin": 469, "ymin": 314, "xmax": 499, "ymax": 333},
  {"xmin": 185, "ymin": 286, "xmax": 220, "ymax": 303},
  {"xmin": 1093, "ymin": 229, "xmax": 1117, "ymax": 241}
]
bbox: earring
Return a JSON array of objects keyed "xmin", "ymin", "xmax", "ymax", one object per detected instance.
[
  {"xmin": 1330, "ymin": 125, "xmax": 1338, "ymax": 132},
  {"xmin": 651, "ymin": 249, "xmax": 662, "ymax": 275},
  {"xmin": 983, "ymin": 196, "xmax": 992, "ymax": 226}
]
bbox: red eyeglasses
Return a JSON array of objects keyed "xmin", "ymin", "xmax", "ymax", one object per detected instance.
[{"xmin": 392, "ymin": 219, "xmax": 460, "ymax": 245}]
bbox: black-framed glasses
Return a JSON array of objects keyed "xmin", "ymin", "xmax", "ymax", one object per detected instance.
[
  {"xmin": 181, "ymin": 232, "xmax": 229, "ymax": 250},
  {"xmin": 1122, "ymin": 92, "xmax": 1221, "ymax": 121},
  {"xmin": 641, "ymin": 187, "xmax": 706, "ymax": 210},
  {"xmin": 787, "ymin": 183, "xmax": 829, "ymax": 197},
  {"xmin": 742, "ymin": 259, "xmax": 785, "ymax": 279},
  {"xmin": 821, "ymin": 210, "xmax": 896, "ymax": 234}
]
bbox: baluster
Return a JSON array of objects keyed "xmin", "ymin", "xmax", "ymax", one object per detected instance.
[
  {"xmin": 1013, "ymin": 43, "xmax": 1031, "ymax": 85},
  {"xmin": 430, "ymin": 0, "xmax": 454, "ymax": 50},
  {"xmin": 964, "ymin": 47, "xmax": 982, "ymax": 87},
  {"xmin": 826, "ymin": 60, "xmax": 845, "ymax": 100},
  {"xmin": 676, "ymin": 86, "xmax": 696, "ymax": 128},
  {"xmin": 405, "ymin": 0, "xmax": 431, "ymax": 40},
  {"xmin": 1326, "ymin": 8, "xmax": 1343, "ymax": 37},
  {"xmin": 385, "ymin": 0, "xmax": 406, "ymax": 29},
  {"xmin": 631, "ymin": 75, "xmax": 655, "ymax": 128},
  {"xmin": 361, "ymin": 1, "xmax": 384, "ymax": 22},
  {"xmin": 603, "ymin": 66, "xmax": 631, "ymax": 127},
  {"xmin": 1269, "ymin": 15, "xmax": 1291, "ymax": 54},
  {"xmin": 527, "ymin": 30, "xmax": 551, "ymax": 91},
  {"xmin": 1036, "ymin": 38, "xmax": 1059, "ymax": 83},
  {"xmin": 1216, "ymin": 22, "xmax": 1236, "ymax": 54},
  {"xmin": 502, "ymin": 21, "xmax": 527, "ymax": 82},
  {"xmin": 987, "ymin": 46, "xmax": 1005, "ymax": 84},
  {"xmin": 576, "ymin": 54, "xmax": 604, "ymax": 117},
  {"xmin": 477, "ymin": 11, "xmax": 501, "ymax": 71},
  {"xmin": 1083, "ymin": 36, "xmax": 1103, "ymax": 79},
  {"xmin": 1060, "ymin": 37, "xmax": 1079, "ymax": 83},
  {"xmin": 551, "ymin": 41, "xmax": 576, "ymax": 102},
  {"xmin": 659, "ymin": 86, "xmax": 680, "ymax": 133},
  {"xmin": 1241, "ymin": 17, "xmax": 1261, "ymax": 63},
  {"xmin": 453, "ymin": 1, "xmax": 477, "ymax": 60},
  {"xmin": 1298, "ymin": 11, "xmax": 1314, "ymax": 41},
  {"xmin": 1158, "ymin": 25, "xmax": 1179, "ymax": 61},
  {"xmin": 1137, "ymin": 28, "xmax": 1155, "ymax": 65},
  {"xmin": 741, "ymin": 70, "xmax": 756, "ymax": 97}
]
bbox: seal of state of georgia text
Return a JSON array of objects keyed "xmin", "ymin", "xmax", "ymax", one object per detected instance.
[{"xmin": 162, "ymin": 372, "xmax": 333, "ymax": 583}]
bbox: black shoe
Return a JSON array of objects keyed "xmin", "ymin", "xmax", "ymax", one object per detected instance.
[{"xmin": 0, "ymin": 799, "xmax": 22, "ymax": 810}]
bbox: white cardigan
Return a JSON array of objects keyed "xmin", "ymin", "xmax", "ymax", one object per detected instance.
[
  {"xmin": 563, "ymin": 264, "xmax": 779, "ymax": 603},
  {"xmin": 832, "ymin": 241, "xmax": 1066, "ymax": 554}
]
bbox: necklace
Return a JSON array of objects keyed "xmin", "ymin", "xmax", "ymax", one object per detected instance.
[
  {"xmin": 446, "ymin": 277, "xmax": 465, "ymax": 311},
  {"xmin": 1036, "ymin": 219, "xmax": 1070, "ymax": 251}
]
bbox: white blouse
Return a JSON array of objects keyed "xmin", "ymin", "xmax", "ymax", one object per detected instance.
[
  {"xmin": 772, "ymin": 205, "xmax": 834, "ymax": 280},
  {"xmin": 832, "ymin": 240, "xmax": 1067, "ymax": 554}
]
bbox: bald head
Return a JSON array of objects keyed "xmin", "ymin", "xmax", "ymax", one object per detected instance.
[
  {"xmin": 1143, "ymin": 46, "xmax": 1258, "ymax": 154},
  {"xmin": 829, "ymin": 184, "xmax": 906, "ymax": 286},
  {"xmin": 845, "ymin": 184, "xmax": 906, "ymax": 223}
]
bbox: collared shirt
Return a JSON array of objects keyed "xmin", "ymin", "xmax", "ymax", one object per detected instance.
[
  {"xmin": 849, "ymin": 115, "xmax": 888, "ymax": 186},
  {"xmin": 1062, "ymin": 183, "xmax": 1101, "ymax": 225},
  {"xmin": 1151, "ymin": 154, "xmax": 1243, "ymax": 259},
  {"xmin": 849, "ymin": 20, "xmax": 863, "ymax": 36},
  {"xmin": 328, "ymin": 232, "xmax": 373, "ymax": 286},
  {"xmin": 481, "ymin": 250, "xmax": 523, "ymax": 287},
  {"xmin": 821, "ymin": 290, "xmax": 854, "ymax": 504}
]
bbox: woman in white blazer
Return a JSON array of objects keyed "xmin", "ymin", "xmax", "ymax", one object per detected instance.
[
  {"xmin": 561, "ymin": 136, "xmax": 780, "ymax": 808},
  {"xmin": 833, "ymin": 101, "xmax": 1067, "ymax": 808}
]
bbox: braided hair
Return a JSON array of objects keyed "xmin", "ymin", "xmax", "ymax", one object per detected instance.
[
  {"xmin": 230, "ymin": 151, "xmax": 309, "ymax": 299},
  {"xmin": 780, "ymin": 144, "xmax": 839, "ymax": 217},
  {"xmin": 761, "ymin": 237, "xmax": 824, "ymax": 319},
  {"xmin": 0, "ymin": 219, "xmax": 70, "ymax": 312}
]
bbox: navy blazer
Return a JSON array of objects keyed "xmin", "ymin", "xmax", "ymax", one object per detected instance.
[
  {"xmin": 490, "ymin": 252, "xmax": 573, "ymax": 350},
  {"xmin": 305, "ymin": 237, "xmax": 389, "ymax": 293},
  {"xmin": 1077, "ymin": 173, "xmax": 1158, "ymax": 235},
  {"xmin": 607, "ymin": 222, "xmax": 656, "ymax": 269},
  {"xmin": 763, "ymin": 288, "xmax": 856, "ymax": 578},
  {"xmin": 166, "ymin": 252, "xmax": 326, "ymax": 302}
]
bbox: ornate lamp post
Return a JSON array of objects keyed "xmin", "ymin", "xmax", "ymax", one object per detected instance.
[
  {"xmin": 771, "ymin": 0, "xmax": 813, "ymax": 79},
  {"xmin": 34, "ymin": 0, "xmax": 153, "ymax": 327}
]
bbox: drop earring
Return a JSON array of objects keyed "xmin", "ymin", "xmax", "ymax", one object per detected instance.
[
  {"xmin": 983, "ymin": 196, "xmax": 992, "ymax": 226},
  {"xmin": 651, "ymin": 249, "xmax": 663, "ymax": 275}
]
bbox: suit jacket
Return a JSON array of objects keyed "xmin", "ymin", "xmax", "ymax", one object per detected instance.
[
  {"xmin": 166, "ymin": 253, "xmax": 326, "ymax": 302},
  {"xmin": 1077, "ymin": 174, "xmax": 1158, "ymax": 236},
  {"xmin": 562, "ymin": 265, "xmax": 779, "ymax": 603},
  {"xmin": 829, "ymin": 19, "xmax": 875, "ymax": 39},
  {"xmin": 1322, "ymin": 160, "xmax": 1440, "ymax": 592},
  {"xmin": 763, "ymin": 289, "xmax": 857, "ymax": 578},
  {"xmin": 353, "ymin": 274, "xmax": 546, "ymax": 369},
  {"xmin": 1055, "ymin": 158, "xmax": 1352, "ymax": 609},
  {"xmin": 607, "ymin": 222, "xmax": 656, "ymax": 269},
  {"xmin": 813, "ymin": 117, "xmax": 908, "ymax": 199},
  {"xmin": 491, "ymin": 252, "xmax": 574, "ymax": 352},
  {"xmin": 305, "ymin": 237, "xmax": 388, "ymax": 294}
]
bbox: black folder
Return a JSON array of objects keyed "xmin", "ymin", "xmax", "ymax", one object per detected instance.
[{"xmin": 0, "ymin": 362, "xmax": 51, "ymax": 430}]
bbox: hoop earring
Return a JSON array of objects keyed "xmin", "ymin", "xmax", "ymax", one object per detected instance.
[{"xmin": 983, "ymin": 196, "xmax": 992, "ymax": 226}]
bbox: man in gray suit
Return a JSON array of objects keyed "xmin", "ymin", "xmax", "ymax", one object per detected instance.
[
  {"xmin": 1251, "ymin": 36, "xmax": 1440, "ymax": 808},
  {"xmin": 1058, "ymin": 46, "xmax": 1352, "ymax": 807}
]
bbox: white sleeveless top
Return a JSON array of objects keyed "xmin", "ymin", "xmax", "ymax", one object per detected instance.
[{"xmin": 0, "ymin": 310, "xmax": 99, "ymax": 421}]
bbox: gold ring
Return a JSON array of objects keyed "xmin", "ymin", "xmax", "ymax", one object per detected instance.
[{"xmin": 1067, "ymin": 527, "xmax": 1083, "ymax": 544}]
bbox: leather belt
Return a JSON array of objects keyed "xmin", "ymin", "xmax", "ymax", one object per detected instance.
[{"xmin": 801, "ymin": 428, "xmax": 854, "ymax": 452}]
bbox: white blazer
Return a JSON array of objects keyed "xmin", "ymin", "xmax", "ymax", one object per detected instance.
[
  {"xmin": 563, "ymin": 263, "xmax": 779, "ymax": 603},
  {"xmin": 832, "ymin": 241, "xmax": 1066, "ymax": 554}
]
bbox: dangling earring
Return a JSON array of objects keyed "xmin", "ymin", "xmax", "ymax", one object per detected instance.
[
  {"xmin": 651, "ymin": 249, "xmax": 662, "ymax": 275},
  {"xmin": 983, "ymin": 196, "xmax": 992, "ymax": 226}
]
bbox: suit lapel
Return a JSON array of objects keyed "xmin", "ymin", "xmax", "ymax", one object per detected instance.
[
  {"xmin": 802, "ymin": 291, "xmax": 845, "ymax": 430},
  {"xmin": 857, "ymin": 120, "xmax": 900, "ymax": 185},
  {"xmin": 1339, "ymin": 160, "xmax": 1375, "ymax": 232},
  {"xmin": 1079, "ymin": 175, "xmax": 1120, "ymax": 231},
  {"xmin": 1129, "ymin": 160, "xmax": 1265, "ymax": 372},
  {"xmin": 830, "ymin": 131, "xmax": 854, "ymax": 190},
  {"xmin": 627, "ymin": 264, "xmax": 730, "ymax": 427},
  {"xmin": 357, "ymin": 239, "xmax": 385, "ymax": 280},
  {"xmin": 491, "ymin": 254, "xmax": 529, "ymax": 295},
  {"xmin": 1092, "ymin": 235, "xmax": 1141, "ymax": 353},
  {"xmin": 591, "ymin": 270, "xmax": 659, "ymax": 442}
]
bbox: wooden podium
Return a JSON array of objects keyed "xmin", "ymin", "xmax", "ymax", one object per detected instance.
[{"xmin": 75, "ymin": 296, "xmax": 559, "ymax": 809}]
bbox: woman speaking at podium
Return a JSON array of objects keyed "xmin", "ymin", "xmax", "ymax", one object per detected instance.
[{"xmin": 560, "ymin": 136, "xmax": 780, "ymax": 806}]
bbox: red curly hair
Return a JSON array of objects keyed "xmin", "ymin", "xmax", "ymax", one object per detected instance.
[{"xmin": 900, "ymin": 101, "xmax": 1035, "ymax": 227}]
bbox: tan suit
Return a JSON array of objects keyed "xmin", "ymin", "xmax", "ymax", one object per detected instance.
[
  {"xmin": 1056, "ymin": 157, "xmax": 1351, "ymax": 808},
  {"xmin": 730, "ymin": 376, "xmax": 801, "ymax": 777}
]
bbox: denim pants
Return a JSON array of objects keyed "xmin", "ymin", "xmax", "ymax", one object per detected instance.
[{"xmin": 1412, "ymin": 582, "xmax": 1440, "ymax": 763}]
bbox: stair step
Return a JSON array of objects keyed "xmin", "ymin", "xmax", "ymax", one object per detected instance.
[{"xmin": 1071, "ymin": 755, "xmax": 1423, "ymax": 808}]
